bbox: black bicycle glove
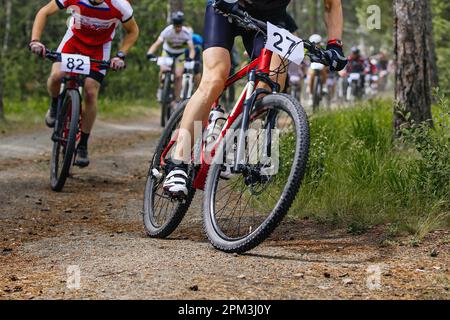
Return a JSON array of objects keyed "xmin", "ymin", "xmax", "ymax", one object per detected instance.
[
  {"xmin": 214, "ymin": 0, "xmax": 239, "ymax": 14},
  {"xmin": 325, "ymin": 43, "xmax": 348, "ymax": 72},
  {"xmin": 147, "ymin": 53, "xmax": 157, "ymax": 61}
]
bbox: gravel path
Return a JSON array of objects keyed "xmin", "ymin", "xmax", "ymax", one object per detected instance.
[{"xmin": 0, "ymin": 118, "xmax": 448, "ymax": 300}]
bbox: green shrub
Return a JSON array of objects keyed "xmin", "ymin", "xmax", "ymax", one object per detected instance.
[{"xmin": 281, "ymin": 98, "xmax": 449, "ymax": 237}]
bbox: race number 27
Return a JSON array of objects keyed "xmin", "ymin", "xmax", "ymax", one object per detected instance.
[{"xmin": 265, "ymin": 23, "xmax": 305, "ymax": 65}]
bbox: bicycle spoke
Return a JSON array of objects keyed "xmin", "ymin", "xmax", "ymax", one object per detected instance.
[{"xmin": 208, "ymin": 101, "xmax": 300, "ymax": 241}]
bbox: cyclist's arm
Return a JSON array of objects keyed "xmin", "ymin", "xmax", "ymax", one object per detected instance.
[
  {"xmin": 119, "ymin": 17, "xmax": 139, "ymax": 55},
  {"xmin": 187, "ymin": 40, "xmax": 196, "ymax": 60},
  {"xmin": 147, "ymin": 38, "xmax": 164, "ymax": 55},
  {"xmin": 31, "ymin": 1, "xmax": 60, "ymax": 41},
  {"xmin": 323, "ymin": 0, "xmax": 343, "ymax": 41}
]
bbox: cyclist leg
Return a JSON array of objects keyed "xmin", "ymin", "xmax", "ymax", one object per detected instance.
[
  {"xmin": 173, "ymin": 48, "xmax": 231, "ymax": 162},
  {"xmin": 172, "ymin": 4, "xmax": 234, "ymax": 163},
  {"xmin": 75, "ymin": 41, "xmax": 109, "ymax": 167},
  {"xmin": 164, "ymin": 4, "xmax": 234, "ymax": 196},
  {"xmin": 47, "ymin": 63, "xmax": 65, "ymax": 97},
  {"xmin": 308, "ymin": 69, "xmax": 315, "ymax": 96},
  {"xmin": 72, "ymin": 76, "xmax": 100, "ymax": 168},
  {"xmin": 81, "ymin": 77, "xmax": 101, "ymax": 135},
  {"xmin": 45, "ymin": 29, "xmax": 81, "ymax": 127},
  {"xmin": 174, "ymin": 56, "xmax": 184, "ymax": 102}
]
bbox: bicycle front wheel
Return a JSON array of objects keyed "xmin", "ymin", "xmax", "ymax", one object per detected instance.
[
  {"xmin": 143, "ymin": 100, "xmax": 196, "ymax": 238},
  {"xmin": 203, "ymin": 94, "xmax": 310, "ymax": 253},
  {"xmin": 50, "ymin": 90, "xmax": 80, "ymax": 192}
]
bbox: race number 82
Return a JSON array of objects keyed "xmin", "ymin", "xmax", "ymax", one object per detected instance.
[{"xmin": 61, "ymin": 53, "xmax": 91, "ymax": 75}]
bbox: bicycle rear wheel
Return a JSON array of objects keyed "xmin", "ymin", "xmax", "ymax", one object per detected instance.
[
  {"xmin": 160, "ymin": 74, "xmax": 172, "ymax": 127},
  {"xmin": 50, "ymin": 90, "xmax": 80, "ymax": 192},
  {"xmin": 312, "ymin": 76, "xmax": 321, "ymax": 112},
  {"xmin": 143, "ymin": 100, "xmax": 196, "ymax": 238},
  {"xmin": 203, "ymin": 94, "xmax": 310, "ymax": 253}
]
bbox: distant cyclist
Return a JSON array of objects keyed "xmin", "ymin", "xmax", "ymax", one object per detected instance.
[
  {"xmin": 346, "ymin": 47, "xmax": 367, "ymax": 74},
  {"xmin": 29, "ymin": 0, "xmax": 139, "ymax": 167},
  {"xmin": 346, "ymin": 47, "xmax": 367, "ymax": 89},
  {"xmin": 307, "ymin": 34, "xmax": 328, "ymax": 103},
  {"xmin": 147, "ymin": 11, "xmax": 196, "ymax": 104}
]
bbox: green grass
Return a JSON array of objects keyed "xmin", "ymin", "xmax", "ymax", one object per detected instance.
[
  {"xmin": 281, "ymin": 98, "xmax": 450, "ymax": 238},
  {"xmin": 0, "ymin": 96, "xmax": 158, "ymax": 133}
]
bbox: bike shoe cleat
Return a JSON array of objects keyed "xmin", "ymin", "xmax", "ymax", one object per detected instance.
[{"xmin": 74, "ymin": 146, "xmax": 90, "ymax": 168}]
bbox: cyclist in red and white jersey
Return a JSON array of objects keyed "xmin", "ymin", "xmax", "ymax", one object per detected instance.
[{"xmin": 29, "ymin": 0, "xmax": 139, "ymax": 167}]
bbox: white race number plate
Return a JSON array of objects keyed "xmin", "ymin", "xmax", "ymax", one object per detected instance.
[
  {"xmin": 157, "ymin": 57, "xmax": 174, "ymax": 67},
  {"xmin": 265, "ymin": 22, "xmax": 304, "ymax": 65},
  {"xmin": 60, "ymin": 53, "xmax": 91, "ymax": 75}
]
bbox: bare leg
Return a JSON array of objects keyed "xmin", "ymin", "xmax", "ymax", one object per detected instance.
[
  {"xmin": 256, "ymin": 53, "xmax": 288, "ymax": 95},
  {"xmin": 308, "ymin": 70, "xmax": 315, "ymax": 96},
  {"xmin": 173, "ymin": 47, "xmax": 231, "ymax": 163},
  {"xmin": 47, "ymin": 63, "xmax": 65, "ymax": 98},
  {"xmin": 174, "ymin": 65, "xmax": 184, "ymax": 102},
  {"xmin": 81, "ymin": 78, "xmax": 101, "ymax": 134},
  {"xmin": 269, "ymin": 54, "xmax": 288, "ymax": 92}
]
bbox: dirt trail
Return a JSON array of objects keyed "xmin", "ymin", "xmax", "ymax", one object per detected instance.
[{"xmin": 0, "ymin": 118, "xmax": 448, "ymax": 300}]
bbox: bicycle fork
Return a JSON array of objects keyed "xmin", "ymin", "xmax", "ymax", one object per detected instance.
[{"xmin": 234, "ymin": 70, "xmax": 257, "ymax": 173}]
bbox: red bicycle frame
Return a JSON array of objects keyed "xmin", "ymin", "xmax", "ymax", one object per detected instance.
[
  {"xmin": 160, "ymin": 48, "xmax": 274, "ymax": 190},
  {"xmin": 61, "ymin": 75, "xmax": 83, "ymax": 144}
]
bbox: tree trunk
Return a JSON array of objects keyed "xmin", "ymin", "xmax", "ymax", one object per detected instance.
[
  {"xmin": 168, "ymin": 0, "xmax": 183, "ymax": 23},
  {"xmin": 0, "ymin": 0, "xmax": 12, "ymax": 120},
  {"xmin": 426, "ymin": 3, "xmax": 439, "ymax": 89},
  {"xmin": 393, "ymin": 0, "xmax": 433, "ymax": 137},
  {"xmin": 169, "ymin": 0, "xmax": 183, "ymax": 12},
  {"xmin": 0, "ymin": 79, "xmax": 4, "ymax": 121}
]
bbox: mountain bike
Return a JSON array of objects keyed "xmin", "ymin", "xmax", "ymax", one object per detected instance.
[
  {"xmin": 151, "ymin": 56, "xmax": 176, "ymax": 127},
  {"xmin": 310, "ymin": 63, "xmax": 325, "ymax": 112},
  {"xmin": 151, "ymin": 56, "xmax": 195, "ymax": 127},
  {"xmin": 43, "ymin": 50, "xmax": 109, "ymax": 192},
  {"xmin": 181, "ymin": 60, "xmax": 196, "ymax": 101},
  {"xmin": 347, "ymin": 71, "xmax": 365, "ymax": 101},
  {"xmin": 288, "ymin": 74, "xmax": 302, "ymax": 102},
  {"xmin": 143, "ymin": 7, "xmax": 330, "ymax": 253}
]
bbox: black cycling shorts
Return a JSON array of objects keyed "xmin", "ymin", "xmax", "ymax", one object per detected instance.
[
  {"xmin": 203, "ymin": 4, "xmax": 297, "ymax": 59},
  {"xmin": 88, "ymin": 70, "xmax": 105, "ymax": 84}
]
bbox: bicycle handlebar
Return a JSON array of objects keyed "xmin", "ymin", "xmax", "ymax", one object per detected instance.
[
  {"xmin": 213, "ymin": 2, "xmax": 330, "ymax": 66},
  {"xmin": 45, "ymin": 49, "xmax": 110, "ymax": 69}
]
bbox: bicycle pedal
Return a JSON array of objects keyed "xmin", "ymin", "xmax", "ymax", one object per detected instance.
[{"xmin": 152, "ymin": 168, "xmax": 163, "ymax": 179}]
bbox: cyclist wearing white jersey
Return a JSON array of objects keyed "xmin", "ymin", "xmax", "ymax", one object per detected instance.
[{"xmin": 147, "ymin": 11, "xmax": 196, "ymax": 104}]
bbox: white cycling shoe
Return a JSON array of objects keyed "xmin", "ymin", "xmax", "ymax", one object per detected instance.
[{"xmin": 163, "ymin": 168, "xmax": 188, "ymax": 198}]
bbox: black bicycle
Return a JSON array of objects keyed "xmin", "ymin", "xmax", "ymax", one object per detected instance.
[{"xmin": 44, "ymin": 50, "xmax": 109, "ymax": 191}]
